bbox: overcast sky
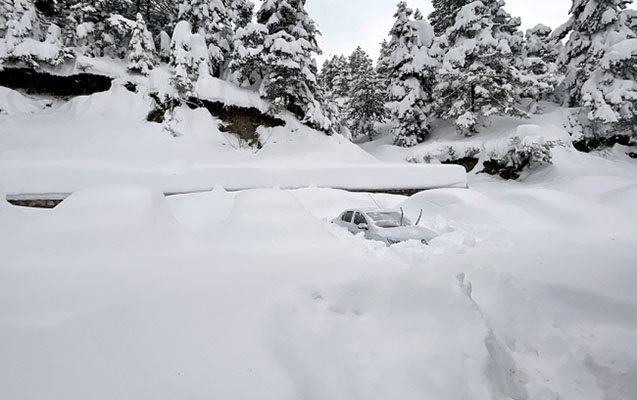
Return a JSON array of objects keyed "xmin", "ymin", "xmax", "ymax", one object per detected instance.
[{"xmin": 264, "ymin": 0, "xmax": 633, "ymax": 66}]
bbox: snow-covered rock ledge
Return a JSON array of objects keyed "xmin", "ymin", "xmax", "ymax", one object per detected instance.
[{"xmin": 1, "ymin": 164, "xmax": 467, "ymax": 200}]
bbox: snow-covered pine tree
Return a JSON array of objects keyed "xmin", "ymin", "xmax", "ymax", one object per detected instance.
[
  {"xmin": 435, "ymin": 0, "xmax": 527, "ymax": 136},
  {"xmin": 388, "ymin": 5, "xmax": 439, "ymax": 146},
  {"xmin": 256, "ymin": 0, "xmax": 330, "ymax": 131},
  {"xmin": 178, "ymin": 0, "xmax": 232, "ymax": 77},
  {"xmin": 319, "ymin": 56, "xmax": 336, "ymax": 90},
  {"xmin": 0, "ymin": 0, "xmax": 12, "ymax": 36},
  {"xmin": 558, "ymin": 0, "xmax": 636, "ymax": 139},
  {"xmin": 159, "ymin": 30, "xmax": 171, "ymax": 62},
  {"xmin": 2, "ymin": 0, "xmax": 39, "ymax": 65},
  {"xmin": 331, "ymin": 55, "xmax": 350, "ymax": 99},
  {"xmin": 376, "ymin": 39, "xmax": 393, "ymax": 100},
  {"xmin": 519, "ymin": 24, "xmax": 561, "ymax": 108},
  {"xmin": 226, "ymin": 0, "xmax": 254, "ymax": 29},
  {"xmin": 229, "ymin": 21, "xmax": 267, "ymax": 86},
  {"xmin": 346, "ymin": 46, "xmax": 388, "ymax": 140},
  {"xmin": 429, "ymin": 0, "xmax": 471, "ymax": 36},
  {"xmin": 127, "ymin": 13, "xmax": 156, "ymax": 75},
  {"xmin": 170, "ymin": 20, "xmax": 196, "ymax": 96},
  {"xmin": 42, "ymin": 23, "xmax": 74, "ymax": 66}
]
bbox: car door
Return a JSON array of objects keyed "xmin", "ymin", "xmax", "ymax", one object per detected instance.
[
  {"xmin": 353, "ymin": 212, "xmax": 369, "ymax": 236},
  {"xmin": 340, "ymin": 210, "xmax": 355, "ymax": 232}
]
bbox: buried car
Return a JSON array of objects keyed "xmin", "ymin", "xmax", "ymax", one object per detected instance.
[{"xmin": 332, "ymin": 208, "xmax": 438, "ymax": 245}]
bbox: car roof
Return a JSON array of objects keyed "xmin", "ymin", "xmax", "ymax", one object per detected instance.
[{"xmin": 344, "ymin": 208, "xmax": 399, "ymax": 214}]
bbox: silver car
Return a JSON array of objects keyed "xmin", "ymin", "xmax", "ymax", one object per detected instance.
[{"xmin": 332, "ymin": 208, "xmax": 438, "ymax": 246}]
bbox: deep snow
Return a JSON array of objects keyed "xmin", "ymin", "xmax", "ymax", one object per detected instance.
[
  {"xmin": 0, "ymin": 79, "xmax": 466, "ymax": 195},
  {"xmin": 1, "ymin": 146, "xmax": 636, "ymax": 399},
  {"xmin": 1, "ymin": 69, "xmax": 637, "ymax": 400}
]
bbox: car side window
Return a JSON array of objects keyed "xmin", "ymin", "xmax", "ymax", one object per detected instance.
[
  {"xmin": 342, "ymin": 211, "xmax": 354, "ymax": 223},
  {"xmin": 354, "ymin": 212, "xmax": 367, "ymax": 225}
]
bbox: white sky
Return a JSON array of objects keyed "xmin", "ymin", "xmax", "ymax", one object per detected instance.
[
  {"xmin": 307, "ymin": 0, "xmax": 571, "ymax": 64},
  {"xmin": 255, "ymin": 0, "xmax": 635, "ymax": 65}
]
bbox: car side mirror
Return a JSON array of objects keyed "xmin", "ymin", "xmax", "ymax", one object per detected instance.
[{"xmin": 357, "ymin": 223, "xmax": 368, "ymax": 231}]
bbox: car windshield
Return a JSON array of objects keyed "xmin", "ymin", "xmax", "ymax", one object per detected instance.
[{"xmin": 366, "ymin": 212, "xmax": 412, "ymax": 228}]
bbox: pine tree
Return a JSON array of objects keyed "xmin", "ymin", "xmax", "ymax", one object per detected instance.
[
  {"xmin": 346, "ymin": 47, "xmax": 388, "ymax": 140},
  {"xmin": 42, "ymin": 23, "xmax": 74, "ymax": 66},
  {"xmin": 2, "ymin": 0, "xmax": 39, "ymax": 65},
  {"xmin": 178, "ymin": 0, "xmax": 232, "ymax": 77},
  {"xmin": 429, "ymin": 0, "xmax": 471, "ymax": 36},
  {"xmin": 170, "ymin": 21, "xmax": 196, "ymax": 96},
  {"xmin": 388, "ymin": 5, "xmax": 439, "ymax": 146},
  {"xmin": 376, "ymin": 39, "xmax": 393, "ymax": 100},
  {"xmin": 519, "ymin": 24, "xmax": 560, "ymax": 107},
  {"xmin": 434, "ymin": 0, "xmax": 527, "ymax": 136},
  {"xmin": 330, "ymin": 55, "xmax": 350, "ymax": 98},
  {"xmin": 255, "ymin": 0, "xmax": 330, "ymax": 131},
  {"xmin": 229, "ymin": 21, "xmax": 267, "ymax": 86},
  {"xmin": 558, "ymin": 0, "xmax": 636, "ymax": 138},
  {"xmin": 0, "ymin": 0, "xmax": 12, "ymax": 36},
  {"xmin": 226, "ymin": 0, "xmax": 254, "ymax": 29},
  {"xmin": 127, "ymin": 13, "xmax": 156, "ymax": 75}
]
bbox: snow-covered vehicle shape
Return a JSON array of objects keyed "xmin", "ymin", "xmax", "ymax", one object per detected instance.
[{"xmin": 332, "ymin": 208, "xmax": 438, "ymax": 246}]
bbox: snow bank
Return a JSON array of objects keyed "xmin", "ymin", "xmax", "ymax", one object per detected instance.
[
  {"xmin": 195, "ymin": 74, "xmax": 270, "ymax": 112},
  {"xmin": 56, "ymin": 82, "xmax": 151, "ymax": 120},
  {"xmin": 167, "ymin": 186, "xmax": 236, "ymax": 233},
  {"xmin": 0, "ymin": 163, "xmax": 467, "ymax": 197},
  {"xmin": 19, "ymin": 186, "xmax": 185, "ymax": 256},
  {"xmin": 0, "ymin": 86, "xmax": 43, "ymax": 115},
  {"xmin": 216, "ymin": 189, "xmax": 341, "ymax": 253}
]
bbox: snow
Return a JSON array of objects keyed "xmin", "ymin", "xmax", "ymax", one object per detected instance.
[
  {"xmin": 0, "ymin": 86, "xmax": 45, "ymax": 115},
  {"xmin": 1, "ymin": 43, "xmax": 637, "ymax": 400},
  {"xmin": 195, "ymin": 73, "xmax": 270, "ymax": 111},
  {"xmin": 2, "ymin": 146, "xmax": 636, "ymax": 399},
  {"xmin": 0, "ymin": 81, "xmax": 466, "ymax": 195}
]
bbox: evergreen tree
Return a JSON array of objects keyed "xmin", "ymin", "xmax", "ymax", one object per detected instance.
[
  {"xmin": 178, "ymin": 0, "xmax": 232, "ymax": 77},
  {"xmin": 388, "ymin": 5, "xmax": 439, "ymax": 146},
  {"xmin": 226, "ymin": 0, "xmax": 254, "ymax": 29},
  {"xmin": 2, "ymin": 0, "xmax": 39, "ymax": 64},
  {"xmin": 0, "ymin": 0, "xmax": 12, "ymax": 36},
  {"xmin": 170, "ymin": 20, "xmax": 200, "ymax": 96},
  {"xmin": 255, "ymin": 0, "xmax": 330, "ymax": 131},
  {"xmin": 434, "ymin": 0, "xmax": 527, "ymax": 136},
  {"xmin": 376, "ymin": 39, "xmax": 393, "ymax": 100},
  {"xmin": 42, "ymin": 23, "xmax": 74, "ymax": 66},
  {"xmin": 346, "ymin": 47, "xmax": 388, "ymax": 140},
  {"xmin": 127, "ymin": 13, "xmax": 156, "ymax": 75},
  {"xmin": 558, "ymin": 0, "xmax": 636, "ymax": 138},
  {"xmin": 429, "ymin": 0, "xmax": 471, "ymax": 36},
  {"xmin": 229, "ymin": 21, "xmax": 267, "ymax": 86},
  {"xmin": 159, "ymin": 30, "xmax": 171, "ymax": 62},
  {"xmin": 330, "ymin": 55, "xmax": 350, "ymax": 98},
  {"xmin": 519, "ymin": 24, "xmax": 560, "ymax": 107}
]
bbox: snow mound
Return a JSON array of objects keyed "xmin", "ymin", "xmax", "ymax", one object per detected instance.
[
  {"xmin": 216, "ymin": 189, "xmax": 340, "ymax": 253},
  {"xmin": 195, "ymin": 74, "xmax": 270, "ymax": 112},
  {"xmin": 400, "ymin": 188, "xmax": 508, "ymax": 226},
  {"xmin": 21, "ymin": 186, "xmax": 184, "ymax": 255},
  {"xmin": 0, "ymin": 86, "xmax": 43, "ymax": 115},
  {"xmin": 167, "ymin": 186, "xmax": 236, "ymax": 233},
  {"xmin": 56, "ymin": 83, "xmax": 150, "ymax": 120}
]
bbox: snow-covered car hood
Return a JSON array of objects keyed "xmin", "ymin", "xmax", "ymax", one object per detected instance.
[{"xmin": 375, "ymin": 225, "xmax": 438, "ymax": 242}]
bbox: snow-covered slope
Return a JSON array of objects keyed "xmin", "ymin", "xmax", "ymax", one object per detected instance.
[{"xmin": 0, "ymin": 75, "xmax": 466, "ymax": 195}]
